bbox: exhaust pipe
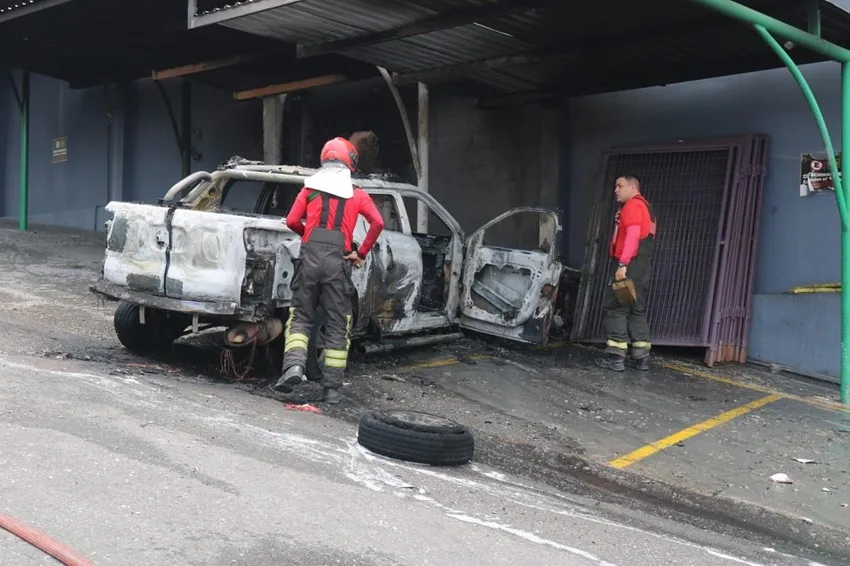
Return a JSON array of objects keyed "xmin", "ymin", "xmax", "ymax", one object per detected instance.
[
  {"xmin": 224, "ymin": 318, "xmax": 283, "ymax": 348},
  {"xmin": 357, "ymin": 332, "xmax": 465, "ymax": 355}
]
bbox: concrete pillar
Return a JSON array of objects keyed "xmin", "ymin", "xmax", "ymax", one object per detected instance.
[
  {"xmin": 539, "ymin": 104, "xmax": 561, "ymax": 250},
  {"xmin": 417, "ymin": 82, "xmax": 429, "ymax": 233},
  {"xmin": 263, "ymin": 94, "xmax": 286, "ymax": 165},
  {"xmin": 107, "ymin": 82, "xmax": 128, "ymax": 203}
]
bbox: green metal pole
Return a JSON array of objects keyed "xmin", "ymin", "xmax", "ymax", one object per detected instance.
[
  {"xmin": 690, "ymin": 0, "xmax": 850, "ymax": 62},
  {"xmin": 841, "ymin": 63, "xmax": 850, "ymax": 404},
  {"xmin": 19, "ymin": 71, "xmax": 30, "ymax": 232},
  {"xmin": 755, "ymin": 25, "xmax": 849, "ymax": 226}
]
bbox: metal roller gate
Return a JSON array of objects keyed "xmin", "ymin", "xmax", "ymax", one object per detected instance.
[{"xmin": 570, "ymin": 134, "xmax": 769, "ymax": 365}]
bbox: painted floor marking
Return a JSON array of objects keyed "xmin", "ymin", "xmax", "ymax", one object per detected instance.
[
  {"xmin": 398, "ymin": 341, "xmax": 849, "ymax": 414},
  {"xmin": 663, "ymin": 362, "xmax": 850, "ymax": 414},
  {"xmin": 607, "ymin": 394, "xmax": 782, "ymax": 469}
]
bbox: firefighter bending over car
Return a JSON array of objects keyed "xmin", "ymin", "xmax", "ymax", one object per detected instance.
[
  {"xmin": 596, "ymin": 175, "xmax": 657, "ymax": 373},
  {"xmin": 273, "ymin": 137, "xmax": 385, "ymax": 404}
]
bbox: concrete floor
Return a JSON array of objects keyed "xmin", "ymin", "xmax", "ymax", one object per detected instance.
[{"xmin": 0, "ymin": 222, "xmax": 846, "ymax": 565}]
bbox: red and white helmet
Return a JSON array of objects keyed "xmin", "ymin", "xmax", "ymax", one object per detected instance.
[{"xmin": 304, "ymin": 137, "xmax": 359, "ymax": 199}]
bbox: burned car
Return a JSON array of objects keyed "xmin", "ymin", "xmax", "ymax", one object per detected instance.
[{"xmin": 90, "ymin": 157, "xmax": 564, "ymax": 372}]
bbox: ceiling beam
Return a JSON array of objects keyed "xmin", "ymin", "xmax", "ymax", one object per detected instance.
[
  {"xmin": 152, "ymin": 53, "xmax": 263, "ymax": 80},
  {"xmin": 296, "ymin": 0, "xmax": 551, "ymax": 59},
  {"xmin": 0, "ymin": 0, "xmax": 76, "ymax": 24},
  {"xmin": 233, "ymin": 74, "xmax": 351, "ymax": 101},
  {"xmin": 189, "ymin": 0, "xmax": 307, "ymax": 29}
]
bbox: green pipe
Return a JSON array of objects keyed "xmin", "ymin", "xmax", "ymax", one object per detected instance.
[
  {"xmin": 755, "ymin": 25, "xmax": 849, "ymax": 227},
  {"xmin": 841, "ymin": 62, "xmax": 850, "ymax": 404},
  {"xmin": 19, "ymin": 71, "xmax": 29, "ymax": 232},
  {"xmin": 690, "ymin": 0, "xmax": 850, "ymax": 62}
]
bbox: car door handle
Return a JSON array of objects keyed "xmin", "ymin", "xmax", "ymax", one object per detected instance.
[{"xmin": 387, "ymin": 244, "xmax": 395, "ymax": 271}]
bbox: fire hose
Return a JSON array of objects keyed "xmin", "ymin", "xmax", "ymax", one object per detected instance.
[{"xmin": 0, "ymin": 513, "xmax": 94, "ymax": 566}]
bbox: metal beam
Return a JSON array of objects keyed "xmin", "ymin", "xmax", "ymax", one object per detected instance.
[
  {"xmin": 189, "ymin": 0, "xmax": 307, "ymax": 29},
  {"xmin": 808, "ymin": 0, "xmax": 822, "ymax": 37},
  {"xmin": 152, "ymin": 54, "xmax": 261, "ymax": 81},
  {"xmin": 394, "ymin": 51, "xmax": 551, "ymax": 85},
  {"xmin": 233, "ymin": 74, "xmax": 350, "ymax": 101},
  {"xmin": 296, "ymin": 0, "xmax": 550, "ymax": 59},
  {"xmin": 0, "ymin": 0, "xmax": 75, "ymax": 25}
]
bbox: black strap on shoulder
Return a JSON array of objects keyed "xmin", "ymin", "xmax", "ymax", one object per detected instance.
[
  {"xmin": 319, "ymin": 193, "xmax": 347, "ymax": 231},
  {"xmin": 633, "ymin": 195, "xmax": 656, "ymax": 222}
]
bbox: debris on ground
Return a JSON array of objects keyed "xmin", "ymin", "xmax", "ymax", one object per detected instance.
[{"xmin": 770, "ymin": 473, "xmax": 793, "ymax": 484}]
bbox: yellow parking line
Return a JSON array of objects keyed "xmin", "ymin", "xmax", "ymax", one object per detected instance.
[
  {"xmin": 664, "ymin": 363, "xmax": 850, "ymax": 415},
  {"xmin": 399, "ymin": 354, "xmax": 489, "ymax": 372},
  {"xmin": 608, "ymin": 394, "xmax": 782, "ymax": 469}
]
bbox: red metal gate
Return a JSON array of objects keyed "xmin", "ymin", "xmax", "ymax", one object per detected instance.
[{"xmin": 570, "ymin": 135, "xmax": 769, "ymax": 365}]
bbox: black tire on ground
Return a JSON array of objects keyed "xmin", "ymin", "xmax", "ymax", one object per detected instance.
[
  {"xmin": 357, "ymin": 410, "xmax": 475, "ymax": 466},
  {"xmin": 113, "ymin": 301, "xmax": 186, "ymax": 353}
]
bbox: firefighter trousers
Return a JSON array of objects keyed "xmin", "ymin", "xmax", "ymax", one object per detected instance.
[
  {"xmin": 282, "ymin": 231, "xmax": 355, "ymax": 389},
  {"xmin": 602, "ymin": 255, "xmax": 652, "ymax": 359}
]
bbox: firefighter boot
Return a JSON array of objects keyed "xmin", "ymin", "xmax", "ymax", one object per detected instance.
[
  {"xmin": 595, "ymin": 352, "xmax": 625, "ymax": 372},
  {"xmin": 273, "ymin": 364, "xmax": 306, "ymax": 393},
  {"xmin": 627, "ymin": 345, "xmax": 650, "ymax": 371},
  {"xmin": 323, "ymin": 387, "xmax": 341, "ymax": 404}
]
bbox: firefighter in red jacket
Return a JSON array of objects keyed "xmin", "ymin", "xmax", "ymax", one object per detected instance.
[
  {"xmin": 596, "ymin": 174, "xmax": 657, "ymax": 372},
  {"xmin": 273, "ymin": 137, "xmax": 385, "ymax": 403}
]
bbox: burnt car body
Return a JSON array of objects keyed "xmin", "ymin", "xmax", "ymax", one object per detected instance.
[{"xmin": 90, "ymin": 157, "xmax": 564, "ymax": 362}]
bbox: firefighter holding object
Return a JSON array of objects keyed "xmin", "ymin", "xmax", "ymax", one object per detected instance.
[
  {"xmin": 273, "ymin": 137, "xmax": 385, "ymax": 403},
  {"xmin": 596, "ymin": 175, "xmax": 657, "ymax": 373}
]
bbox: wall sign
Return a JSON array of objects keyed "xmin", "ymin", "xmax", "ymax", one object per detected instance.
[{"xmin": 52, "ymin": 137, "xmax": 68, "ymax": 163}]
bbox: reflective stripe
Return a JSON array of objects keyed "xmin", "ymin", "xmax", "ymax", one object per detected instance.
[
  {"xmin": 324, "ymin": 348, "xmax": 348, "ymax": 368},
  {"xmin": 607, "ymin": 339, "xmax": 628, "ymax": 350},
  {"xmin": 285, "ymin": 333, "xmax": 309, "ymax": 352},
  {"xmin": 632, "ymin": 341, "xmax": 652, "ymax": 349}
]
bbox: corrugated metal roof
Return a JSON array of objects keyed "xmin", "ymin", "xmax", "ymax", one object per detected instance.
[{"xmin": 185, "ymin": 0, "xmax": 850, "ymax": 101}]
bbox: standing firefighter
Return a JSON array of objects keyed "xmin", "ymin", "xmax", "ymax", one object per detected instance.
[
  {"xmin": 273, "ymin": 137, "xmax": 385, "ymax": 403},
  {"xmin": 596, "ymin": 175, "xmax": 657, "ymax": 372}
]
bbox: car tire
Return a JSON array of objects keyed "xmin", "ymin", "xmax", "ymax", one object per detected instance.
[
  {"xmin": 114, "ymin": 301, "xmax": 184, "ymax": 353},
  {"xmin": 357, "ymin": 410, "xmax": 474, "ymax": 466}
]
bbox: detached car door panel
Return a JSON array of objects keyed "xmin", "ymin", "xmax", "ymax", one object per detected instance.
[{"xmin": 459, "ymin": 208, "xmax": 562, "ymax": 345}]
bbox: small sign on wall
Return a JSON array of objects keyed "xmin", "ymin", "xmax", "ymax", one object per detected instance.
[
  {"xmin": 52, "ymin": 137, "xmax": 68, "ymax": 164},
  {"xmin": 800, "ymin": 152, "xmax": 840, "ymax": 196}
]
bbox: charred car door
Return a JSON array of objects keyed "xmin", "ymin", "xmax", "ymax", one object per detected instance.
[
  {"xmin": 361, "ymin": 192, "xmax": 424, "ymax": 335},
  {"xmin": 458, "ymin": 208, "xmax": 562, "ymax": 345}
]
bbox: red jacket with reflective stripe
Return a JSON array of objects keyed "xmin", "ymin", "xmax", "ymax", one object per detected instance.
[{"xmin": 285, "ymin": 187, "xmax": 384, "ymax": 256}]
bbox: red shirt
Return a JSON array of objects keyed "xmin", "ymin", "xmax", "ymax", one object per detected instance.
[
  {"xmin": 285, "ymin": 187, "xmax": 384, "ymax": 256},
  {"xmin": 610, "ymin": 195, "xmax": 655, "ymax": 264}
]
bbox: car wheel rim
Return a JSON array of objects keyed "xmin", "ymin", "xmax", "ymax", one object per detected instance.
[{"xmin": 385, "ymin": 410, "xmax": 455, "ymax": 428}]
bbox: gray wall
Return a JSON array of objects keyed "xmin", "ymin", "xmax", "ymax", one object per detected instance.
[
  {"xmin": 567, "ymin": 61, "xmax": 842, "ymax": 377},
  {"xmin": 0, "ymin": 71, "xmax": 263, "ymax": 230}
]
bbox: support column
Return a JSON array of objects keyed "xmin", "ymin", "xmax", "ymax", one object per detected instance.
[
  {"xmin": 107, "ymin": 83, "xmax": 128, "ymax": 203},
  {"xmin": 19, "ymin": 71, "xmax": 29, "ymax": 232},
  {"xmin": 263, "ymin": 94, "xmax": 286, "ymax": 165},
  {"xmin": 417, "ymin": 82, "xmax": 429, "ymax": 233},
  {"xmin": 538, "ymin": 103, "xmax": 560, "ymax": 249},
  {"xmin": 181, "ymin": 79, "xmax": 192, "ymax": 177}
]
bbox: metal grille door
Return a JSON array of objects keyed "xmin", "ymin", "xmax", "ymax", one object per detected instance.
[{"xmin": 571, "ymin": 135, "xmax": 768, "ymax": 365}]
